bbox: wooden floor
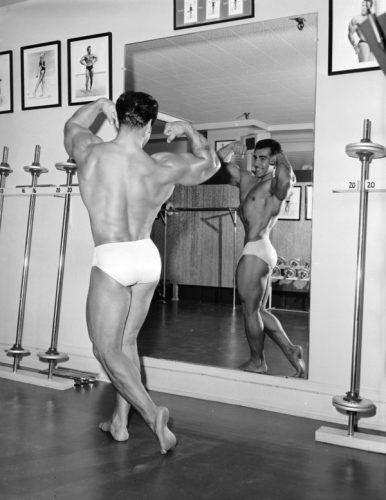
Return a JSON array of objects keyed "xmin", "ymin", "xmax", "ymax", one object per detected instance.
[
  {"xmin": 1, "ymin": 378, "xmax": 385, "ymax": 500},
  {"xmin": 139, "ymin": 300, "xmax": 309, "ymax": 377}
]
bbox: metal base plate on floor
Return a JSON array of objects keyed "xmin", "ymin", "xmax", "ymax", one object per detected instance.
[
  {"xmin": 0, "ymin": 364, "xmax": 74, "ymax": 390},
  {"xmin": 39, "ymin": 366, "xmax": 97, "ymax": 386},
  {"xmin": 315, "ymin": 426, "xmax": 386, "ymax": 454}
]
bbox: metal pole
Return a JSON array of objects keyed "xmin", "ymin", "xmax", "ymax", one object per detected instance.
[
  {"xmin": 7, "ymin": 146, "xmax": 47, "ymax": 372},
  {"xmin": 228, "ymin": 208, "xmax": 238, "ymax": 311},
  {"xmin": 38, "ymin": 160, "xmax": 76, "ymax": 378},
  {"xmin": 332, "ymin": 119, "xmax": 385, "ymax": 435},
  {"xmin": 346, "ymin": 121, "xmax": 371, "ymax": 434},
  {"xmin": 0, "ymin": 147, "xmax": 12, "ymax": 233},
  {"xmin": 162, "ymin": 209, "xmax": 168, "ymax": 301}
]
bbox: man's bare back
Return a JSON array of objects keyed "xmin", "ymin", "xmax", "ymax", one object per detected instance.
[{"xmin": 77, "ymin": 142, "xmax": 174, "ymax": 246}]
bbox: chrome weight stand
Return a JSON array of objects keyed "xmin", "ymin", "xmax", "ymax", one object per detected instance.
[
  {"xmin": 316, "ymin": 120, "xmax": 386, "ymax": 453},
  {"xmin": 38, "ymin": 159, "xmax": 76, "ymax": 379},
  {"xmin": 6, "ymin": 146, "xmax": 48, "ymax": 372},
  {"xmin": 0, "ymin": 146, "xmax": 12, "ymax": 232}
]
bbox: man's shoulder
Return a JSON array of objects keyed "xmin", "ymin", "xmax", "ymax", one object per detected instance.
[{"xmin": 350, "ymin": 14, "xmax": 363, "ymax": 26}]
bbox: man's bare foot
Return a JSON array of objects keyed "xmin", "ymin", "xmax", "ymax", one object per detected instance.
[
  {"xmin": 99, "ymin": 419, "xmax": 129, "ymax": 442},
  {"xmin": 155, "ymin": 406, "xmax": 177, "ymax": 455},
  {"xmin": 287, "ymin": 345, "xmax": 306, "ymax": 378},
  {"xmin": 240, "ymin": 358, "xmax": 268, "ymax": 374}
]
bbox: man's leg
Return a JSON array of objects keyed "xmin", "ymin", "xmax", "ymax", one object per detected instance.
[
  {"xmin": 99, "ymin": 281, "xmax": 176, "ymax": 450},
  {"xmin": 260, "ymin": 282, "xmax": 306, "ymax": 378},
  {"xmin": 87, "ymin": 267, "xmax": 176, "ymax": 453},
  {"xmin": 85, "ymin": 69, "xmax": 89, "ymax": 92},
  {"xmin": 89, "ymin": 69, "xmax": 94, "ymax": 91},
  {"xmin": 236, "ymin": 255, "xmax": 269, "ymax": 373}
]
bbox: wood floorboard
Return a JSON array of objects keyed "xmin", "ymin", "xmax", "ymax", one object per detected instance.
[
  {"xmin": 0, "ymin": 379, "xmax": 385, "ymax": 500},
  {"xmin": 139, "ymin": 301, "xmax": 309, "ymax": 377}
]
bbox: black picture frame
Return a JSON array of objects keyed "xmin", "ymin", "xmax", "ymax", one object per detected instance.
[
  {"xmin": 67, "ymin": 32, "xmax": 112, "ymax": 106},
  {"xmin": 278, "ymin": 186, "xmax": 302, "ymax": 221},
  {"xmin": 0, "ymin": 50, "xmax": 13, "ymax": 114},
  {"xmin": 328, "ymin": 0, "xmax": 380, "ymax": 75},
  {"xmin": 174, "ymin": 0, "xmax": 254, "ymax": 30},
  {"xmin": 21, "ymin": 41, "xmax": 61, "ymax": 110},
  {"xmin": 305, "ymin": 185, "xmax": 313, "ymax": 220},
  {"xmin": 215, "ymin": 139, "xmax": 235, "ymax": 151}
]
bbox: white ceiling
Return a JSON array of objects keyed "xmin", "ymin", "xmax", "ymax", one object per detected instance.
[
  {"xmin": 0, "ymin": 0, "xmax": 26, "ymax": 6},
  {"xmin": 124, "ymin": 13, "xmax": 318, "ymax": 127}
]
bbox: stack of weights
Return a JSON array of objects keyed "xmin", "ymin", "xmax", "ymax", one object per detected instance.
[{"xmin": 272, "ymin": 257, "xmax": 310, "ymax": 280}]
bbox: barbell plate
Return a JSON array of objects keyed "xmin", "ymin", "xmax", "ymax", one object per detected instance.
[
  {"xmin": 332, "ymin": 394, "xmax": 375, "ymax": 413},
  {"xmin": 55, "ymin": 161, "xmax": 77, "ymax": 172},
  {"xmin": 38, "ymin": 351, "xmax": 69, "ymax": 363},
  {"xmin": 346, "ymin": 142, "xmax": 386, "ymax": 159},
  {"xmin": 23, "ymin": 165, "xmax": 49, "ymax": 174},
  {"xmin": 6, "ymin": 347, "xmax": 30, "ymax": 356}
]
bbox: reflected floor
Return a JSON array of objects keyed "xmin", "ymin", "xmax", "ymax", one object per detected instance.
[{"xmin": 139, "ymin": 301, "xmax": 309, "ymax": 378}]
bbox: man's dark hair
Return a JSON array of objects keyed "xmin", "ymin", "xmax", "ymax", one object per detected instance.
[
  {"xmin": 116, "ymin": 91, "xmax": 158, "ymax": 128},
  {"xmin": 255, "ymin": 138, "xmax": 282, "ymax": 156}
]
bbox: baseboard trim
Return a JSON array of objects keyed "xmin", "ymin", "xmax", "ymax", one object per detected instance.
[{"xmin": 1, "ymin": 343, "xmax": 384, "ymax": 432}]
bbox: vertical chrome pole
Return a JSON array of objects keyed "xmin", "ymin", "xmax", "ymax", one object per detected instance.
[
  {"xmin": 7, "ymin": 146, "xmax": 48, "ymax": 372},
  {"xmin": 38, "ymin": 160, "xmax": 76, "ymax": 378},
  {"xmin": 162, "ymin": 209, "xmax": 168, "ymax": 301},
  {"xmin": 332, "ymin": 120, "xmax": 385, "ymax": 435},
  {"xmin": 347, "ymin": 120, "xmax": 371, "ymax": 434},
  {"xmin": 0, "ymin": 147, "xmax": 12, "ymax": 233},
  {"xmin": 229, "ymin": 208, "xmax": 237, "ymax": 311}
]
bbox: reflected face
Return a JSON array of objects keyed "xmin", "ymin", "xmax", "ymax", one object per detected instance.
[
  {"xmin": 361, "ymin": 1, "xmax": 372, "ymax": 15},
  {"xmin": 252, "ymin": 147, "xmax": 272, "ymax": 177}
]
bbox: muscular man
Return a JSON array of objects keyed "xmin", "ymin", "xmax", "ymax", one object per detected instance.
[
  {"xmin": 80, "ymin": 45, "xmax": 98, "ymax": 93},
  {"xmin": 218, "ymin": 139, "xmax": 306, "ymax": 377},
  {"xmin": 64, "ymin": 91, "xmax": 220, "ymax": 453},
  {"xmin": 348, "ymin": 0, "xmax": 374, "ymax": 63}
]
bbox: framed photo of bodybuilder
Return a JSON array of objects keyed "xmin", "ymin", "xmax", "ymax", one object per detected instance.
[
  {"xmin": 0, "ymin": 51, "xmax": 13, "ymax": 114},
  {"xmin": 174, "ymin": 0, "xmax": 254, "ymax": 30},
  {"xmin": 328, "ymin": 0, "xmax": 382, "ymax": 75},
  {"xmin": 67, "ymin": 32, "xmax": 112, "ymax": 106},
  {"xmin": 21, "ymin": 41, "xmax": 61, "ymax": 110},
  {"xmin": 278, "ymin": 186, "xmax": 301, "ymax": 221}
]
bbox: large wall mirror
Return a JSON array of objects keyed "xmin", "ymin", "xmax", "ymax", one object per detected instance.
[{"xmin": 124, "ymin": 13, "xmax": 317, "ymax": 379}]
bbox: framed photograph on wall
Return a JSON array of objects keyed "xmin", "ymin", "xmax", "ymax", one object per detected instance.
[
  {"xmin": 174, "ymin": 0, "xmax": 254, "ymax": 30},
  {"xmin": 0, "ymin": 51, "xmax": 13, "ymax": 114},
  {"xmin": 305, "ymin": 185, "xmax": 313, "ymax": 220},
  {"xmin": 278, "ymin": 186, "xmax": 301, "ymax": 221},
  {"xmin": 328, "ymin": 0, "xmax": 383, "ymax": 75},
  {"xmin": 21, "ymin": 41, "xmax": 61, "ymax": 110},
  {"xmin": 215, "ymin": 139, "xmax": 235, "ymax": 151},
  {"xmin": 67, "ymin": 32, "xmax": 112, "ymax": 105}
]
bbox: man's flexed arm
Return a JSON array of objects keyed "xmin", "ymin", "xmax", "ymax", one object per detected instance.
[
  {"xmin": 157, "ymin": 121, "xmax": 220, "ymax": 185},
  {"xmin": 64, "ymin": 97, "xmax": 118, "ymax": 160},
  {"xmin": 216, "ymin": 140, "xmax": 247, "ymax": 186},
  {"xmin": 270, "ymin": 152, "xmax": 295, "ymax": 201}
]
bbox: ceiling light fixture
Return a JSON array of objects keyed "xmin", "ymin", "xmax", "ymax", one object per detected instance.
[{"xmin": 290, "ymin": 17, "xmax": 306, "ymax": 31}]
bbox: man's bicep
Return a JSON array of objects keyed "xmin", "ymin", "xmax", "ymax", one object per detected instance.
[
  {"xmin": 225, "ymin": 162, "xmax": 241, "ymax": 184},
  {"xmin": 155, "ymin": 151, "xmax": 219, "ymax": 186}
]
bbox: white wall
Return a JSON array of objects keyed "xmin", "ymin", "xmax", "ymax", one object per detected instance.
[{"xmin": 1, "ymin": 0, "xmax": 386, "ymax": 431}]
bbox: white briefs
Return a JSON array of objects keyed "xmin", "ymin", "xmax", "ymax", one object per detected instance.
[
  {"xmin": 240, "ymin": 237, "xmax": 278, "ymax": 269},
  {"xmin": 92, "ymin": 239, "xmax": 161, "ymax": 286}
]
